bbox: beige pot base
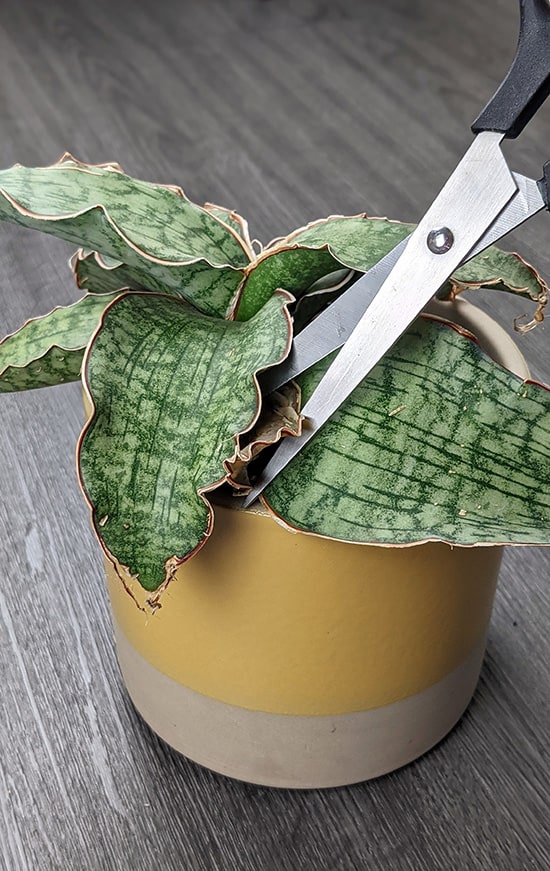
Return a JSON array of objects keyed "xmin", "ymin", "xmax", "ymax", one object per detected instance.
[{"xmin": 115, "ymin": 622, "xmax": 487, "ymax": 789}]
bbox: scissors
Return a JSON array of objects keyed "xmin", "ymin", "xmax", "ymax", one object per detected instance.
[{"xmin": 243, "ymin": 0, "xmax": 550, "ymax": 507}]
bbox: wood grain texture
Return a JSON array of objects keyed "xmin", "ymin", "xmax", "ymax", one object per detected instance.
[{"xmin": 0, "ymin": 0, "xmax": 548, "ymax": 868}]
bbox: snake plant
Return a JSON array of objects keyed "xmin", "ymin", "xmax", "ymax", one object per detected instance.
[{"xmin": 1, "ymin": 154, "xmax": 549, "ymax": 605}]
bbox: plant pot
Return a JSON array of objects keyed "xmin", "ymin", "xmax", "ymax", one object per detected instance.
[{"xmin": 104, "ymin": 300, "xmax": 529, "ymax": 789}]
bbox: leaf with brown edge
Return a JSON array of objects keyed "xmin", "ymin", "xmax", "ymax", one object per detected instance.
[
  {"xmin": 78, "ymin": 290, "xmax": 292, "ymax": 598},
  {"xmin": 233, "ymin": 215, "xmax": 413, "ymax": 320},
  {"xmin": 0, "ymin": 155, "xmax": 251, "ymax": 317},
  {"xmin": 262, "ymin": 317, "xmax": 550, "ymax": 547},
  {"xmin": 440, "ymin": 247, "xmax": 548, "ymax": 332},
  {"xmin": 71, "ymin": 247, "xmax": 244, "ymax": 317},
  {"xmin": 226, "ymin": 382, "xmax": 302, "ymax": 488},
  {"xmin": 202, "ymin": 202, "xmax": 255, "ymax": 258},
  {"xmin": 233, "ymin": 212, "xmax": 550, "ymax": 326},
  {"xmin": 71, "ymin": 250, "xmax": 142, "ymax": 295},
  {"xmin": 0, "ymin": 292, "xmax": 121, "ymax": 393}
]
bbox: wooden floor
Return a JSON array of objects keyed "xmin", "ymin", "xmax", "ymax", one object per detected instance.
[{"xmin": 0, "ymin": 0, "xmax": 548, "ymax": 868}]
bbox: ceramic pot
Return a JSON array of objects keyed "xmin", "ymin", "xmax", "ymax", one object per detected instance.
[{"xmin": 105, "ymin": 300, "xmax": 529, "ymax": 788}]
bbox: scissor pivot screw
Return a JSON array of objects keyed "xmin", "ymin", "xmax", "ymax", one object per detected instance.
[{"xmin": 427, "ymin": 226, "xmax": 454, "ymax": 254}]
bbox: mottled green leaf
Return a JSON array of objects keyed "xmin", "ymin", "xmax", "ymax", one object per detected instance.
[
  {"xmin": 0, "ymin": 155, "xmax": 250, "ymax": 316},
  {"xmin": 449, "ymin": 247, "xmax": 547, "ymax": 301},
  {"xmin": 0, "ymin": 155, "xmax": 249, "ymax": 265},
  {"xmin": 70, "ymin": 247, "xmax": 243, "ymax": 316},
  {"xmin": 234, "ymin": 216, "xmax": 413, "ymax": 319},
  {"xmin": 439, "ymin": 247, "xmax": 548, "ymax": 331},
  {"xmin": 283, "ymin": 216, "xmax": 413, "ymax": 271},
  {"xmin": 234, "ymin": 247, "xmax": 339, "ymax": 321},
  {"xmin": 71, "ymin": 250, "xmax": 139, "ymax": 294},
  {"xmin": 235, "ymin": 214, "xmax": 549, "ymax": 325},
  {"xmin": 78, "ymin": 290, "xmax": 292, "ymax": 593},
  {"xmin": 263, "ymin": 318, "xmax": 550, "ymax": 546},
  {"xmin": 202, "ymin": 202, "xmax": 254, "ymax": 255},
  {"xmin": 0, "ymin": 292, "xmax": 120, "ymax": 392}
]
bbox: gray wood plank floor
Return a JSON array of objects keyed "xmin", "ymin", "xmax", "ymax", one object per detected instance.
[{"xmin": 0, "ymin": 1, "xmax": 548, "ymax": 868}]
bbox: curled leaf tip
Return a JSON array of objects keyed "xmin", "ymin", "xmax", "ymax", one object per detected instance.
[{"xmin": 514, "ymin": 305, "xmax": 546, "ymax": 333}]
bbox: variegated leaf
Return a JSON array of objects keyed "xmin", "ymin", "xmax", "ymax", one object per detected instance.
[
  {"xmin": 0, "ymin": 292, "xmax": 120, "ymax": 392},
  {"xmin": 263, "ymin": 318, "xmax": 550, "ymax": 546},
  {"xmin": 78, "ymin": 290, "xmax": 292, "ymax": 594},
  {"xmin": 443, "ymin": 247, "xmax": 548, "ymax": 331},
  {"xmin": 72, "ymin": 250, "xmax": 141, "ymax": 294},
  {"xmin": 234, "ymin": 214, "xmax": 548, "ymax": 325},
  {"xmin": 71, "ymin": 247, "xmax": 244, "ymax": 317},
  {"xmin": 450, "ymin": 247, "xmax": 548, "ymax": 301},
  {"xmin": 234, "ymin": 216, "xmax": 412, "ymax": 319},
  {"xmin": 202, "ymin": 202, "xmax": 254, "ymax": 257},
  {"xmin": 0, "ymin": 155, "xmax": 250, "ymax": 316}
]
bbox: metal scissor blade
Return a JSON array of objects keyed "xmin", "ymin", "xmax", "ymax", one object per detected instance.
[
  {"xmin": 477, "ymin": 171, "xmax": 544, "ymax": 248},
  {"xmin": 261, "ymin": 171, "xmax": 544, "ymax": 396},
  {"xmin": 259, "ymin": 236, "xmax": 410, "ymax": 394},
  {"xmin": 244, "ymin": 131, "xmax": 518, "ymax": 506}
]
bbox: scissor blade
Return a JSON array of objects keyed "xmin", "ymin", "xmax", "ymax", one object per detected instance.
[
  {"xmin": 244, "ymin": 131, "xmax": 518, "ymax": 506},
  {"xmin": 259, "ymin": 236, "xmax": 409, "ymax": 394},
  {"xmin": 480, "ymin": 171, "xmax": 545, "ymax": 247},
  {"xmin": 261, "ymin": 171, "xmax": 544, "ymax": 396}
]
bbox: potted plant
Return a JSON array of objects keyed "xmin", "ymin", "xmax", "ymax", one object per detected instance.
[{"xmin": 1, "ymin": 154, "xmax": 549, "ymax": 788}]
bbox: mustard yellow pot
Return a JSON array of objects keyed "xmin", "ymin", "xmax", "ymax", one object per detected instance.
[{"xmin": 107, "ymin": 301, "xmax": 529, "ymax": 788}]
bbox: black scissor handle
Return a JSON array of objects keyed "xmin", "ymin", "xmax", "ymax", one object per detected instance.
[{"xmin": 472, "ymin": 0, "xmax": 550, "ymax": 138}]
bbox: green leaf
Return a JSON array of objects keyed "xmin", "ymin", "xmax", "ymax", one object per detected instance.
[
  {"xmin": 0, "ymin": 155, "xmax": 250, "ymax": 317},
  {"xmin": 78, "ymin": 290, "xmax": 292, "ymax": 594},
  {"xmin": 449, "ymin": 247, "xmax": 547, "ymax": 301},
  {"xmin": 0, "ymin": 292, "xmax": 120, "ymax": 392},
  {"xmin": 202, "ymin": 202, "xmax": 254, "ymax": 256},
  {"xmin": 72, "ymin": 250, "xmax": 140, "ymax": 294},
  {"xmin": 71, "ymin": 247, "xmax": 244, "ymax": 317},
  {"xmin": 439, "ymin": 247, "xmax": 548, "ymax": 331},
  {"xmin": 263, "ymin": 318, "xmax": 550, "ymax": 546},
  {"xmin": 284, "ymin": 215, "xmax": 413, "ymax": 271},
  {"xmin": 235, "ymin": 248, "xmax": 339, "ymax": 320},
  {"xmin": 234, "ymin": 216, "xmax": 413, "ymax": 320},
  {"xmin": 234, "ymin": 213, "xmax": 549, "ymax": 326}
]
